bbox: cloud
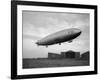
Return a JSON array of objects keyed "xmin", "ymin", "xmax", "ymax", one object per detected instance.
[{"xmin": 23, "ymin": 34, "xmax": 40, "ymax": 40}]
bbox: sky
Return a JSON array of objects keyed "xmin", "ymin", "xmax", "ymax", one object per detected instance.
[{"xmin": 22, "ymin": 11, "xmax": 90, "ymax": 58}]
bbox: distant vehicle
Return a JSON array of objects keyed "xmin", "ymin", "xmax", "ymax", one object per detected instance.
[{"xmin": 36, "ymin": 28, "xmax": 82, "ymax": 47}]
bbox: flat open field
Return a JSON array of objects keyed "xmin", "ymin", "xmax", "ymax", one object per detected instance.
[{"xmin": 23, "ymin": 58, "xmax": 89, "ymax": 69}]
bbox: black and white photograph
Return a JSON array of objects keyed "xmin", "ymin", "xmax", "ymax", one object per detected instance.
[
  {"xmin": 11, "ymin": 1, "xmax": 97, "ymax": 79},
  {"xmin": 22, "ymin": 11, "xmax": 90, "ymax": 69}
]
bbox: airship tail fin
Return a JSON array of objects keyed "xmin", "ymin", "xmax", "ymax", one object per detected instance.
[{"xmin": 35, "ymin": 42, "xmax": 39, "ymax": 46}]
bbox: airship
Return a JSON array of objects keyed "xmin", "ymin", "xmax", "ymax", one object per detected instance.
[{"xmin": 36, "ymin": 28, "xmax": 81, "ymax": 47}]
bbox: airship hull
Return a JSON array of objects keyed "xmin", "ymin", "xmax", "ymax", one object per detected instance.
[{"xmin": 36, "ymin": 28, "xmax": 81, "ymax": 46}]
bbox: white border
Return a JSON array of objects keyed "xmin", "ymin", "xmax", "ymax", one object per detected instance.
[{"xmin": 17, "ymin": 5, "xmax": 94, "ymax": 75}]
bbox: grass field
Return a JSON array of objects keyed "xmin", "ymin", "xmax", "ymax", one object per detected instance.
[{"xmin": 23, "ymin": 58, "xmax": 89, "ymax": 69}]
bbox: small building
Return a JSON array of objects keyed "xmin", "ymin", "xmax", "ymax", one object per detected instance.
[
  {"xmin": 75, "ymin": 52, "xmax": 80, "ymax": 59},
  {"xmin": 48, "ymin": 52, "xmax": 61, "ymax": 59},
  {"xmin": 81, "ymin": 51, "xmax": 89, "ymax": 61},
  {"xmin": 48, "ymin": 51, "xmax": 80, "ymax": 59},
  {"xmin": 61, "ymin": 50, "xmax": 80, "ymax": 59}
]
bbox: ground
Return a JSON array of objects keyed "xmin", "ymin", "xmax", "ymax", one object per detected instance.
[{"xmin": 23, "ymin": 58, "xmax": 89, "ymax": 69}]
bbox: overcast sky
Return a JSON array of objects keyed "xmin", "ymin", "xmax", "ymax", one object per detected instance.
[{"xmin": 22, "ymin": 11, "xmax": 90, "ymax": 58}]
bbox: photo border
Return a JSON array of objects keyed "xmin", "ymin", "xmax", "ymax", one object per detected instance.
[{"xmin": 11, "ymin": 0, "xmax": 97, "ymax": 79}]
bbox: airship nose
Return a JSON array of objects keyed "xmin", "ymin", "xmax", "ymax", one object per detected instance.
[{"xmin": 74, "ymin": 29, "xmax": 81, "ymax": 34}]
